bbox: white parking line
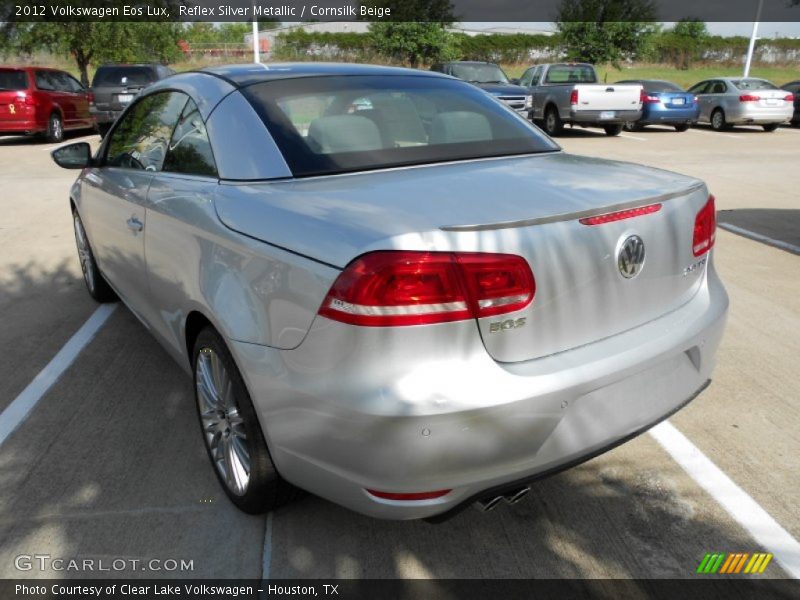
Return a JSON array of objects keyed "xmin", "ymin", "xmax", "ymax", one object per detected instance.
[
  {"xmin": 261, "ymin": 512, "xmax": 274, "ymax": 579},
  {"xmin": 0, "ymin": 304, "xmax": 116, "ymax": 449},
  {"xmin": 687, "ymin": 128, "xmax": 744, "ymax": 140},
  {"xmin": 719, "ymin": 223, "xmax": 800, "ymax": 255},
  {"xmin": 650, "ymin": 421, "xmax": 800, "ymax": 579},
  {"xmin": 620, "ymin": 133, "xmax": 648, "ymax": 142}
]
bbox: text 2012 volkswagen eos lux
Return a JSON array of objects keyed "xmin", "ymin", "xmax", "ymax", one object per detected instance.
[{"xmin": 52, "ymin": 64, "xmax": 728, "ymax": 520}]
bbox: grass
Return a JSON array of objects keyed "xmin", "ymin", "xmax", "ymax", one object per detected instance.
[
  {"xmin": 6, "ymin": 52, "xmax": 799, "ymax": 88},
  {"xmin": 503, "ymin": 63, "xmax": 800, "ymax": 88}
]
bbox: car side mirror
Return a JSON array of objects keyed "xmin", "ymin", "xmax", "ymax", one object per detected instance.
[{"xmin": 51, "ymin": 142, "xmax": 93, "ymax": 169}]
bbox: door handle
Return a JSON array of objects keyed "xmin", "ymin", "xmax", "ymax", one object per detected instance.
[{"xmin": 126, "ymin": 216, "xmax": 143, "ymax": 232}]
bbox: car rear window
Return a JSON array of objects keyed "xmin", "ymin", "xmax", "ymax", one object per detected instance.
[
  {"xmin": 642, "ymin": 80, "xmax": 684, "ymax": 93},
  {"xmin": 0, "ymin": 70, "xmax": 28, "ymax": 91},
  {"xmin": 92, "ymin": 66, "xmax": 155, "ymax": 87},
  {"xmin": 545, "ymin": 65, "xmax": 597, "ymax": 84},
  {"xmin": 242, "ymin": 75, "xmax": 559, "ymax": 178},
  {"xmin": 731, "ymin": 79, "xmax": 778, "ymax": 91}
]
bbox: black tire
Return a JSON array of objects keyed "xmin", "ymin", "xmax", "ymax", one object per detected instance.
[
  {"xmin": 72, "ymin": 211, "xmax": 117, "ymax": 303},
  {"xmin": 710, "ymin": 108, "xmax": 727, "ymax": 131},
  {"xmin": 45, "ymin": 112, "xmax": 63, "ymax": 143},
  {"xmin": 762, "ymin": 123, "xmax": 779, "ymax": 132},
  {"xmin": 791, "ymin": 120, "xmax": 800, "ymax": 128},
  {"xmin": 543, "ymin": 106, "xmax": 563, "ymax": 137},
  {"xmin": 674, "ymin": 123, "xmax": 690, "ymax": 132},
  {"xmin": 193, "ymin": 326, "xmax": 300, "ymax": 514},
  {"xmin": 623, "ymin": 120, "xmax": 641, "ymax": 132},
  {"xmin": 96, "ymin": 123, "xmax": 111, "ymax": 138},
  {"xmin": 604, "ymin": 124, "xmax": 623, "ymax": 137}
]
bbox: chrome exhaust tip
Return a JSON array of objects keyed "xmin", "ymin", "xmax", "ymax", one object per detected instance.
[
  {"xmin": 476, "ymin": 495, "xmax": 504, "ymax": 513},
  {"xmin": 504, "ymin": 486, "xmax": 531, "ymax": 505}
]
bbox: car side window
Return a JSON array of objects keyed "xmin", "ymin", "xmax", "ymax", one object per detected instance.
[
  {"xmin": 63, "ymin": 73, "xmax": 85, "ymax": 93},
  {"xmin": 710, "ymin": 81, "xmax": 726, "ymax": 94},
  {"xmin": 519, "ymin": 68, "xmax": 534, "ymax": 87},
  {"xmin": 105, "ymin": 91, "xmax": 188, "ymax": 171},
  {"xmin": 688, "ymin": 81, "xmax": 708, "ymax": 94},
  {"xmin": 34, "ymin": 71, "xmax": 58, "ymax": 91},
  {"xmin": 162, "ymin": 99, "xmax": 218, "ymax": 177}
]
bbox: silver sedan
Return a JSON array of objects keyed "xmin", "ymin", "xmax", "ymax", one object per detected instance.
[
  {"xmin": 688, "ymin": 77, "xmax": 794, "ymax": 131},
  {"xmin": 51, "ymin": 64, "xmax": 728, "ymax": 520}
]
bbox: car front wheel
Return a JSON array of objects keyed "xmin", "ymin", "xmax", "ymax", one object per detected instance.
[
  {"xmin": 72, "ymin": 211, "xmax": 117, "ymax": 303},
  {"xmin": 193, "ymin": 326, "xmax": 300, "ymax": 514},
  {"xmin": 604, "ymin": 124, "xmax": 623, "ymax": 136},
  {"xmin": 762, "ymin": 123, "xmax": 779, "ymax": 132},
  {"xmin": 674, "ymin": 123, "xmax": 690, "ymax": 132}
]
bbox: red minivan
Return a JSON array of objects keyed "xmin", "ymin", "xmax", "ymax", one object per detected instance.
[{"xmin": 0, "ymin": 66, "xmax": 95, "ymax": 142}]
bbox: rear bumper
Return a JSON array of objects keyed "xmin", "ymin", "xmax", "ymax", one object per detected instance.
[
  {"xmin": 640, "ymin": 106, "xmax": 700, "ymax": 125},
  {"xmin": 0, "ymin": 117, "xmax": 45, "ymax": 134},
  {"xmin": 568, "ymin": 109, "xmax": 642, "ymax": 125},
  {"xmin": 231, "ymin": 260, "xmax": 728, "ymax": 520},
  {"xmin": 89, "ymin": 107, "xmax": 122, "ymax": 125},
  {"xmin": 726, "ymin": 105, "xmax": 793, "ymax": 124}
]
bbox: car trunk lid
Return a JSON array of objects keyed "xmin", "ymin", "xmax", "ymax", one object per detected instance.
[{"xmin": 214, "ymin": 153, "xmax": 709, "ymax": 362}]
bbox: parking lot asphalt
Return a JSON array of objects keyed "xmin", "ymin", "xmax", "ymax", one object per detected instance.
[{"xmin": 0, "ymin": 124, "xmax": 797, "ymax": 580}]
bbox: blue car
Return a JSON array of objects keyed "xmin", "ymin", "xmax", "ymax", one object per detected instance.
[{"xmin": 617, "ymin": 79, "xmax": 700, "ymax": 132}]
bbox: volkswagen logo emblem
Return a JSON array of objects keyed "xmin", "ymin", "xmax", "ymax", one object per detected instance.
[{"xmin": 617, "ymin": 235, "xmax": 645, "ymax": 279}]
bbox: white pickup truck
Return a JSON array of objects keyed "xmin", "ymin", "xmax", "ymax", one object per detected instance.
[{"xmin": 515, "ymin": 63, "xmax": 643, "ymax": 136}]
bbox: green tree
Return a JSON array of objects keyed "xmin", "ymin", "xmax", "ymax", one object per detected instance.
[
  {"xmin": 3, "ymin": 22, "xmax": 182, "ymax": 86},
  {"xmin": 556, "ymin": 0, "xmax": 659, "ymax": 66},
  {"xmin": 656, "ymin": 18, "xmax": 709, "ymax": 69},
  {"xmin": 368, "ymin": 22, "xmax": 460, "ymax": 67}
]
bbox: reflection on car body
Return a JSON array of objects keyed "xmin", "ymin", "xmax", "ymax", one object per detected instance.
[{"xmin": 52, "ymin": 63, "xmax": 729, "ymax": 520}]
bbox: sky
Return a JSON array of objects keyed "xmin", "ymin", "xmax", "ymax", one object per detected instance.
[{"xmin": 462, "ymin": 22, "xmax": 800, "ymax": 38}]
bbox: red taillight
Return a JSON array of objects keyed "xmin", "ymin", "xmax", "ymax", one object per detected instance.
[
  {"xmin": 579, "ymin": 203, "xmax": 662, "ymax": 226},
  {"xmin": 318, "ymin": 251, "xmax": 535, "ymax": 327},
  {"xmin": 88, "ymin": 90, "xmax": 95, "ymax": 104},
  {"xmin": 366, "ymin": 489, "xmax": 451, "ymax": 501},
  {"xmin": 639, "ymin": 89, "xmax": 659, "ymax": 104},
  {"xmin": 739, "ymin": 94, "xmax": 760, "ymax": 102},
  {"xmin": 570, "ymin": 89, "xmax": 579, "ymax": 106},
  {"xmin": 693, "ymin": 195, "xmax": 716, "ymax": 257},
  {"xmin": 784, "ymin": 93, "xmax": 794, "ymax": 102},
  {"xmin": 19, "ymin": 91, "xmax": 37, "ymax": 107}
]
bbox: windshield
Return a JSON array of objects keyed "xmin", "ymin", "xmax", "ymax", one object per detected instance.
[
  {"xmin": 0, "ymin": 70, "xmax": 28, "ymax": 91},
  {"xmin": 450, "ymin": 64, "xmax": 509, "ymax": 84},
  {"xmin": 731, "ymin": 79, "xmax": 778, "ymax": 91},
  {"xmin": 243, "ymin": 75, "xmax": 558, "ymax": 178},
  {"xmin": 545, "ymin": 65, "xmax": 598, "ymax": 84},
  {"xmin": 92, "ymin": 66, "xmax": 155, "ymax": 87}
]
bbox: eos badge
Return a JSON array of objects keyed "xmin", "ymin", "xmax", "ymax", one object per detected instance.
[{"xmin": 489, "ymin": 318, "xmax": 526, "ymax": 333}]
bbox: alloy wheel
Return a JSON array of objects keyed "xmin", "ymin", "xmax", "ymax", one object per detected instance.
[
  {"xmin": 195, "ymin": 347, "xmax": 251, "ymax": 496},
  {"xmin": 73, "ymin": 214, "xmax": 96, "ymax": 294}
]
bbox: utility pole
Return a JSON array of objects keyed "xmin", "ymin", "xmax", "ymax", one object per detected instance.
[
  {"xmin": 252, "ymin": 2, "xmax": 260, "ymax": 64},
  {"xmin": 743, "ymin": 0, "xmax": 764, "ymax": 77}
]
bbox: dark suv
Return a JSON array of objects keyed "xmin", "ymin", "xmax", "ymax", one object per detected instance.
[
  {"xmin": 430, "ymin": 61, "xmax": 531, "ymax": 115},
  {"xmin": 90, "ymin": 63, "xmax": 175, "ymax": 134}
]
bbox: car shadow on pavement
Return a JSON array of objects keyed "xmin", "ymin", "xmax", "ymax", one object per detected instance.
[
  {"xmin": 718, "ymin": 209, "xmax": 800, "ymax": 254},
  {"xmin": 0, "ymin": 130, "xmax": 98, "ymax": 147},
  {"xmin": 0, "ymin": 262, "xmax": 789, "ymax": 584}
]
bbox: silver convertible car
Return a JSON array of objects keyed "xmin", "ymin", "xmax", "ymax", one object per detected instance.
[{"xmin": 52, "ymin": 64, "xmax": 728, "ymax": 520}]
